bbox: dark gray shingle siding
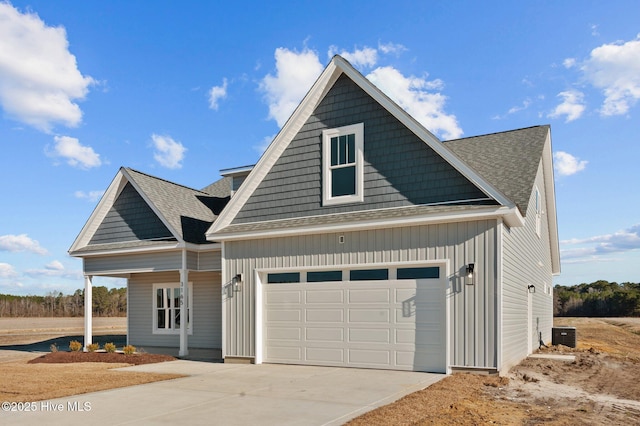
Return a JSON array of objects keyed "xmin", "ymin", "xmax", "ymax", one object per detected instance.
[
  {"xmin": 89, "ymin": 182, "xmax": 173, "ymax": 244},
  {"xmin": 233, "ymin": 74, "xmax": 491, "ymax": 224}
]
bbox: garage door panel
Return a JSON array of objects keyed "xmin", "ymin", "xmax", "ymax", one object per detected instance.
[
  {"xmin": 306, "ymin": 347, "xmax": 344, "ymax": 363},
  {"xmin": 267, "ymin": 309, "xmax": 302, "ymax": 322},
  {"xmin": 306, "ymin": 308, "xmax": 344, "ymax": 322},
  {"xmin": 305, "ymin": 327, "xmax": 344, "ymax": 342},
  {"xmin": 349, "ymin": 308, "xmax": 390, "ymax": 323},
  {"xmin": 267, "ymin": 327, "xmax": 301, "ymax": 341},
  {"xmin": 264, "ymin": 274, "xmax": 445, "ymax": 372},
  {"xmin": 348, "ymin": 288, "xmax": 390, "ymax": 303},
  {"xmin": 266, "ymin": 290, "xmax": 302, "ymax": 304},
  {"xmin": 266, "ymin": 346, "xmax": 302, "ymax": 361},
  {"xmin": 349, "ymin": 328, "xmax": 390, "ymax": 343},
  {"xmin": 305, "ymin": 289, "xmax": 343, "ymax": 303},
  {"xmin": 348, "ymin": 348, "xmax": 390, "ymax": 366}
]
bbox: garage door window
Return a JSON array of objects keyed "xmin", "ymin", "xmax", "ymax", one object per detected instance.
[
  {"xmin": 397, "ymin": 267, "xmax": 440, "ymax": 279},
  {"xmin": 267, "ymin": 272, "xmax": 300, "ymax": 283},
  {"xmin": 307, "ymin": 270, "xmax": 342, "ymax": 282},
  {"xmin": 350, "ymin": 269, "xmax": 389, "ymax": 281}
]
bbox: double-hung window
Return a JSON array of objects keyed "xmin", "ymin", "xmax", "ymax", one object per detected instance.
[
  {"xmin": 153, "ymin": 283, "xmax": 192, "ymax": 334},
  {"xmin": 322, "ymin": 123, "xmax": 364, "ymax": 205}
]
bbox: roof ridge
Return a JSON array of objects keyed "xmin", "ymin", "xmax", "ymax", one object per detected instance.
[
  {"xmin": 444, "ymin": 125, "xmax": 550, "ymax": 143},
  {"xmin": 124, "ymin": 167, "xmax": 210, "ymax": 195}
]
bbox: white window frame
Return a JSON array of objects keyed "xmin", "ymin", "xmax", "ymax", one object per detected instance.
[
  {"xmin": 152, "ymin": 283, "xmax": 193, "ymax": 335},
  {"xmin": 322, "ymin": 123, "xmax": 364, "ymax": 206}
]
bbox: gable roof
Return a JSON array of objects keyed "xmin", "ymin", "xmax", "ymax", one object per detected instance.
[
  {"xmin": 69, "ymin": 168, "xmax": 229, "ymax": 255},
  {"xmin": 206, "ymin": 55, "xmax": 519, "ymax": 239},
  {"xmin": 445, "ymin": 125, "xmax": 550, "ymax": 216}
]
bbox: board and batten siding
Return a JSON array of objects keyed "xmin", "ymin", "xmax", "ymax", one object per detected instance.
[
  {"xmin": 223, "ymin": 220, "xmax": 499, "ymax": 369},
  {"xmin": 84, "ymin": 250, "xmax": 221, "ymax": 275},
  {"xmin": 501, "ymin": 162, "xmax": 554, "ymax": 372},
  {"xmin": 128, "ymin": 271, "xmax": 221, "ymax": 349},
  {"xmin": 232, "ymin": 74, "xmax": 493, "ymax": 225}
]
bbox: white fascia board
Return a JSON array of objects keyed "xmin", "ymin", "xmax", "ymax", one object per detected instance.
[
  {"xmin": 334, "ymin": 56, "xmax": 515, "ymax": 210},
  {"xmin": 206, "ymin": 60, "xmax": 341, "ymax": 239},
  {"xmin": 541, "ymin": 129, "xmax": 561, "ymax": 275},
  {"xmin": 68, "ymin": 169, "xmax": 128, "ymax": 253},
  {"xmin": 210, "ymin": 205, "xmax": 521, "ymax": 242},
  {"xmin": 121, "ymin": 168, "xmax": 184, "ymax": 244}
]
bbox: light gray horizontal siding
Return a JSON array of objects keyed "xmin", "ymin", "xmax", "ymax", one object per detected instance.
[
  {"xmin": 83, "ymin": 250, "xmax": 221, "ymax": 275},
  {"xmin": 501, "ymin": 162, "xmax": 554, "ymax": 371},
  {"xmin": 223, "ymin": 221, "xmax": 498, "ymax": 369},
  {"xmin": 84, "ymin": 251, "xmax": 183, "ymax": 274},
  {"xmin": 128, "ymin": 271, "xmax": 221, "ymax": 349},
  {"xmin": 233, "ymin": 75, "xmax": 492, "ymax": 224}
]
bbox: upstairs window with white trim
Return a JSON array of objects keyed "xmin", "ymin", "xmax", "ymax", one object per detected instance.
[
  {"xmin": 153, "ymin": 283, "xmax": 192, "ymax": 334},
  {"xmin": 535, "ymin": 187, "xmax": 542, "ymax": 237},
  {"xmin": 322, "ymin": 123, "xmax": 364, "ymax": 206}
]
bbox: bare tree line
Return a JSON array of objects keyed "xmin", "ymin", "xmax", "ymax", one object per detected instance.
[{"xmin": 0, "ymin": 287, "xmax": 126, "ymax": 317}]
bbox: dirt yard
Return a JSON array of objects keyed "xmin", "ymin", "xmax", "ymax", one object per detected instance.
[{"xmin": 349, "ymin": 317, "xmax": 640, "ymax": 425}]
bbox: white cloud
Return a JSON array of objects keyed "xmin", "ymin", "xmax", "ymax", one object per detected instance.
[
  {"xmin": 208, "ymin": 78, "xmax": 228, "ymax": 110},
  {"xmin": 50, "ymin": 135, "xmax": 102, "ymax": 169},
  {"xmin": 254, "ymin": 133, "xmax": 276, "ymax": 154},
  {"xmin": 328, "ymin": 45, "xmax": 378, "ymax": 68},
  {"xmin": 25, "ymin": 261, "xmax": 82, "ymax": 279},
  {"xmin": 553, "ymin": 151, "xmax": 588, "ymax": 176},
  {"xmin": 581, "ymin": 35, "xmax": 640, "ymax": 116},
  {"xmin": 563, "ymin": 58, "xmax": 577, "ymax": 69},
  {"xmin": 0, "ymin": 263, "xmax": 17, "ymax": 278},
  {"xmin": 74, "ymin": 190, "xmax": 105, "ymax": 202},
  {"xmin": 0, "ymin": 3, "xmax": 93, "ymax": 132},
  {"xmin": 367, "ymin": 66, "xmax": 463, "ymax": 139},
  {"xmin": 561, "ymin": 224, "xmax": 640, "ymax": 260},
  {"xmin": 0, "ymin": 234, "xmax": 48, "ymax": 255},
  {"xmin": 259, "ymin": 47, "xmax": 324, "ymax": 127},
  {"xmin": 151, "ymin": 134, "xmax": 186, "ymax": 169},
  {"xmin": 548, "ymin": 90, "xmax": 586, "ymax": 122},
  {"xmin": 378, "ymin": 42, "xmax": 407, "ymax": 55}
]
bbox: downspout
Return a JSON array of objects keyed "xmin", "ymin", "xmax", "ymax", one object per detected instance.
[{"xmin": 179, "ymin": 248, "xmax": 189, "ymax": 357}]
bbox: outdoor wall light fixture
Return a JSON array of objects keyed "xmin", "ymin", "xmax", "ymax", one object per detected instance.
[
  {"xmin": 232, "ymin": 274, "xmax": 243, "ymax": 292},
  {"xmin": 528, "ymin": 284, "xmax": 536, "ymax": 294},
  {"xmin": 465, "ymin": 263, "xmax": 475, "ymax": 285}
]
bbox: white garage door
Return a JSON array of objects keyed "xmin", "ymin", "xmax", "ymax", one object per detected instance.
[{"xmin": 263, "ymin": 270, "xmax": 446, "ymax": 373}]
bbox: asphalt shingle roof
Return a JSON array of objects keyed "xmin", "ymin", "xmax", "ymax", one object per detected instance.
[
  {"xmin": 124, "ymin": 168, "xmax": 230, "ymax": 244},
  {"xmin": 444, "ymin": 125, "xmax": 549, "ymax": 216}
]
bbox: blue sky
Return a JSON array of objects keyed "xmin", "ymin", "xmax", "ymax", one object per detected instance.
[{"xmin": 1, "ymin": 1, "xmax": 639, "ymax": 296}]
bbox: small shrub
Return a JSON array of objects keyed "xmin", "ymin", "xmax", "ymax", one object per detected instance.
[
  {"xmin": 69, "ymin": 340, "xmax": 82, "ymax": 352},
  {"xmin": 50, "ymin": 343, "xmax": 58, "ymax": 353},
  {"xmin": 87, "ymin": 343, "xmax": 100, "ymax": 352},
  {"xmin": 123, "ymin": 344, "xmax": 136, "ymax": 355},
  {"xmin": 104, "ymin": 342, "xmax": 117, "ymax": 353}
]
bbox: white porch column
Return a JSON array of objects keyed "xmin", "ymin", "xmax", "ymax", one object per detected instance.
[
  {"xmin": 84, "ymin": 275, "xmax": 93, "ymax": 351},
  {"xmin": 179, "ymin": 250, "xmax": 189, "ymax": 357}
]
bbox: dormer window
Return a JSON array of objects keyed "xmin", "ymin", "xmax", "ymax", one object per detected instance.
[{"xmin": 322, "ymin": 123, "xmax": 364, "ymax": 206}]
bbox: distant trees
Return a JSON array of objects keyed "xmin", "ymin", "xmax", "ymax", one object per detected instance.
[
  {"xmin": 554, "ymin": 280, "xmax": 640, "ymax": 317},
  {"xmin": 0, "ymin": 286, "xmax": 127, "ymax": 317}
]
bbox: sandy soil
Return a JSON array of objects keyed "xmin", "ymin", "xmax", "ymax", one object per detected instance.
[{"xmin": 349, "ymin": 317, "xmax": 640, "ymax": 425}]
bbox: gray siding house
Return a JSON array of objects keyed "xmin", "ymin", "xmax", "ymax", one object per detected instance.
[{"xmin": 69, "ymin": 56, "xmax": 559, "ymax": 374}]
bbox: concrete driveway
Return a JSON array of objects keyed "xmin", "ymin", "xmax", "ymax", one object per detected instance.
[{"xmin": 5, "ymin": 361, "xmax": 444, "ymax": 425}]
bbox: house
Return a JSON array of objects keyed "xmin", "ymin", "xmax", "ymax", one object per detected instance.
[{"xmin": 69, "ymin": 55, "xmax": 559, "ymax": 374}]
